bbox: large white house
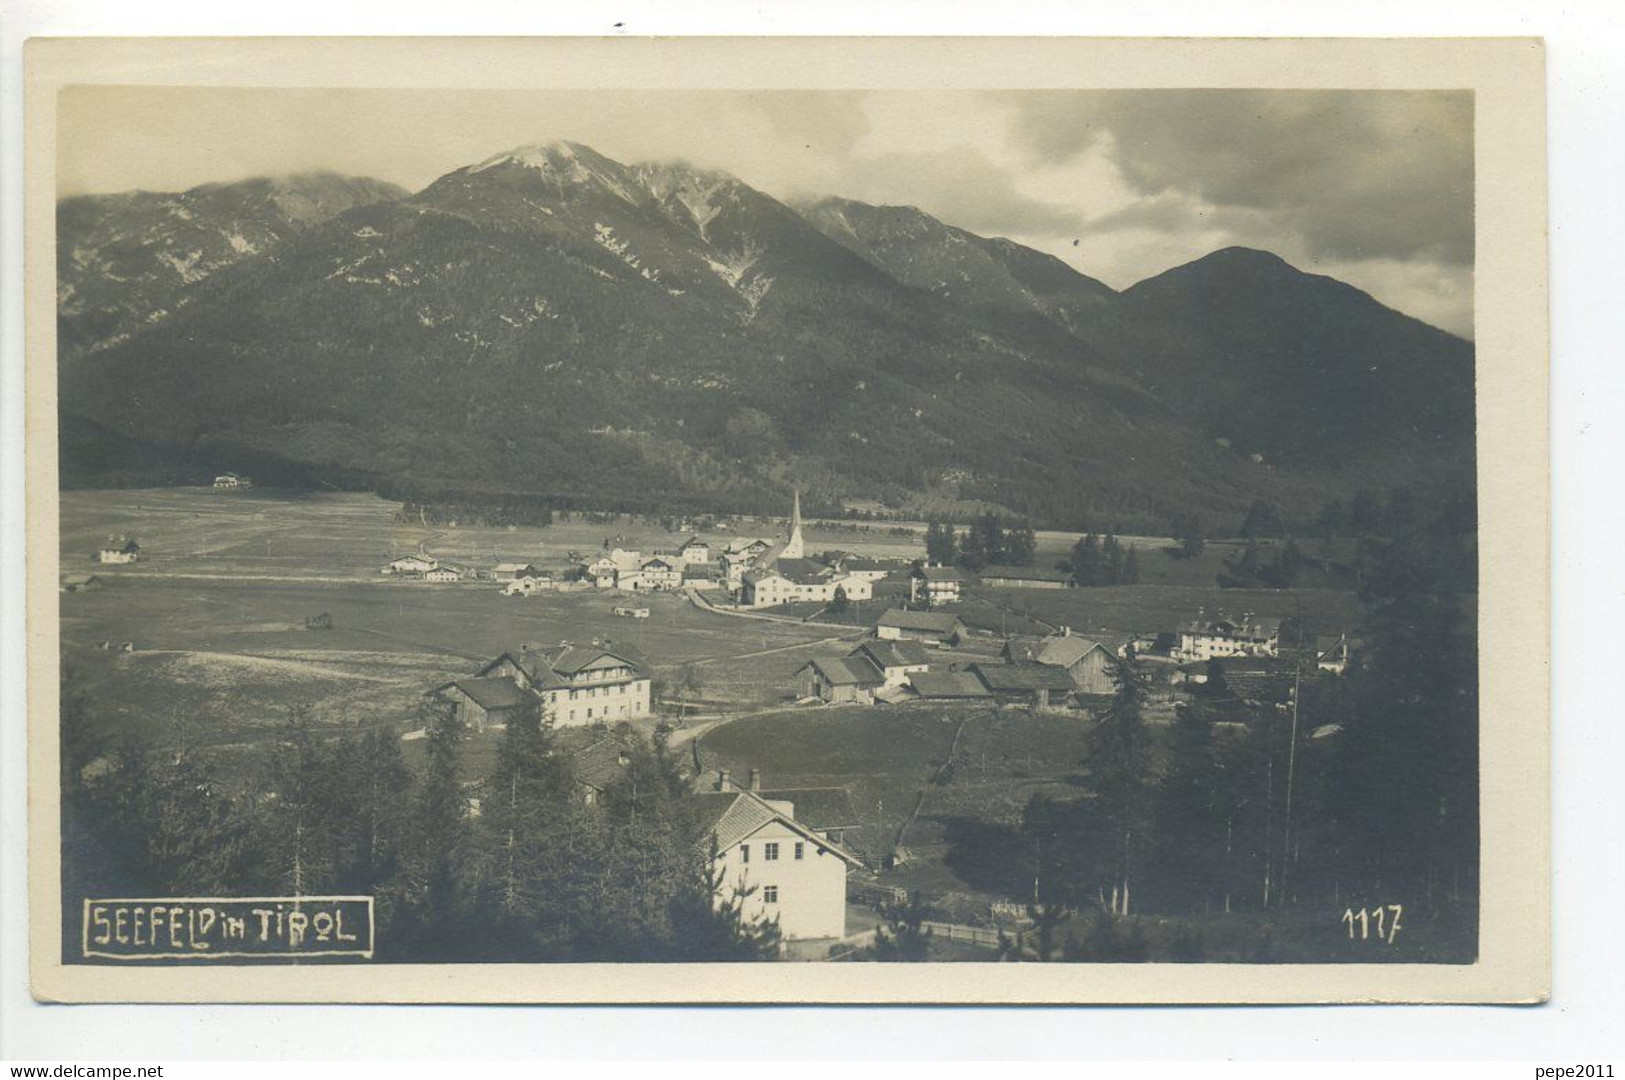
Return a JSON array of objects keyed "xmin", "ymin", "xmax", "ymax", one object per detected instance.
[
  {"xmin": 475, "ymin": 642, "xmax": 654, "ymax": 726},
  {"xmin": 693, "ymin": 772, "xmax": 863, "ymax": 942},
  {"xmin": 909, "ymin": 564, "xmax": 966, "ymax": 605},
  {"xmin": 741, "ymin": 556, "xmax": 873, "ymax": 608},
  {"xmin": 1174, "ymin": 614, "xmax": 1282, "ymax": 661},
  {"xmin": 678, "ymin": 536, "xmax": 712, "ymax": 564},
  {"xmin": 633, "ymin": 557, "xmax": 683, "ymax": 591}
]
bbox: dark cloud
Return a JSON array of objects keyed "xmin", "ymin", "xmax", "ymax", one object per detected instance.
[
  {"xmin": 1008, "ymin": 90, "xmax": 1473, "ymax": 266},
  {"xmin": 828, "ymin": 145, "xmax": 1082, "ymax": 236}
]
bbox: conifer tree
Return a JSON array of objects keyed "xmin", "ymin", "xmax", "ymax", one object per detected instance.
[{"xmin": 1070, "ymin": 533, "xmax": 1102, "ymax": 586}]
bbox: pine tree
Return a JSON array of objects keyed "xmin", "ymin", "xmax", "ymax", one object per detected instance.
[
  {"xmin": 1092, "ymin": 649, "xmax": 1155, "ymax": 916},
  {"xmin": 1070, "ymin": 533, "xmax": 1102, "ymax": 586},
  {"xmin": 1172, "ymin": 513, "xmax": 1207, "ymax": 559},
  {"xmin": 1020, "ymin": 793, "xmax": 1108, "ymax": 958},
  {"xmin": 1004, "ymin": 525, "xmax": 1037, "ymax": 566},
  {"xmin": 925, "ymin": 520, "xmax": 957, "ymax": 565},
  {"xmin": 1103, "ymin": 534, "xmax": 1125, "ymax": 584},
  {"xmin": 1151, "ymin": 701, "xmax": 1222, "ymax": 913},
  {"xmin": 397, "ymin": 697, "xmax": 471, "ymax": 956},
  {"xmin": 481, "ymin": 697, "xmax": 572, "ymax": 941},
  {"xmin": 1332, "ymin": 534, "xmax": 1477, "ymax": 918},
  {"xmin": 1123, "ymin": 546, "xmax": 1142, "ymax": 585},
  {"xmin": 868, "ymin": 893, "xmax": 934, "ymax": 962}
]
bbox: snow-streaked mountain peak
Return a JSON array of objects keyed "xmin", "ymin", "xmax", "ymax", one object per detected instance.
[{"xmin": 470, "ymin": 140, "xmax": 643, "ymax": 203}]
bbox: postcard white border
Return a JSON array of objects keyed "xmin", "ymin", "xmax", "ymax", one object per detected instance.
[{"xmin": 22, "ymin": 35, "xmax": 1549, "ymax": 1005}]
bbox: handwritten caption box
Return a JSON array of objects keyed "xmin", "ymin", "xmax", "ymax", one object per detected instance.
[{"xmin": 81, "ymin": 896, "xmax": 373, "ymax": 961}]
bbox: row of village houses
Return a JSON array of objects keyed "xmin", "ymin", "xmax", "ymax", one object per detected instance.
[
  {"xmin": 428, "ymin": 609, "xmax": 1350, "ymax": 745},
  {"xmin": 419, "ymin": 616, "xmax": 1351, "ymax": 950}
]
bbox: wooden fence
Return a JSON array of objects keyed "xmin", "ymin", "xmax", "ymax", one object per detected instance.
[{"xmin": 920, "ymin": 921, "xmax": 1004, "ymax": 949}]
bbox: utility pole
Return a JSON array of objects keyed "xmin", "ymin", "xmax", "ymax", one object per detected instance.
[{"xmin": 1280, "ymin": 606, "xmax": 1306, "ymax": 906}]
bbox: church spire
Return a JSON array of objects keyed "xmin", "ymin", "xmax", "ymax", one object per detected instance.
[{"xmin": 783, "ymin": 487, "xmax": 805, "ymax": 559}]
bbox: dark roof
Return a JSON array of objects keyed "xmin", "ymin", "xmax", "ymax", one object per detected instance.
[
  {"xmin": 1005, "ymin": 632, "xmax": 1110, "ymax": 668},
  {"xmin": 687, "ymin": 791, "xmax": 863, "ymax": 866},
  {"xmin": 774, "ymin": 557, "xmax": 833, "ymax": 585},
  {"xmin": 572, "ymin": 736, "xmax": 634, "ymax": 791},
  {"xmin": 804, "ymin": 656, "xmax": 885, "ymax": 687},
  {"xmin": 1214, "ymin": 656, "xmax": 1296, "ymax": 676},
  {"xmin": 1218, "ymin": 674, "xmax": 1294, "ymax": 706},
  {"xmin": 1211, "ymin": 657, "xmax": 1298, "ymax": 705},
  {"xmin": 979, "ymin": 564, "xmax": 1071, "ymax": 582},
  {"xmin": 481, "ymin": 644, "xmax": 653, "ymax": 689},
  {"xmin": 439, "ymin": 677, "xmax": 536, "ymax": 711},
  {"xmin": 537, "ymin": 643, "xmax": 649, "ymax": 676},
  {"xmin": 1181, "ymin": 617, "xmax": 1281, "ymax": 637},
  {"xmin": 853, "ymin": 639, "xmax": 931, "ymax": 669},
  {"xmin": 971, "ymin": 662, "xmax": 1077, "ymax": 694},
  {"xmin": 689, "ymin": 791, "xmax": 776, "ymax": 849},
  {"xmin": 909, "ymin": 671, "xmax": 993, "ymax": 699},
  {"xmin": 842, "ymin": 557, "xmax": 892, "ymax": 571},
  {"xmin": 913, "ymin": 565, "xmax": 967, "ymax": 582},
  {"xmin": 756, "ymin": 787, "xmax": 860, "ymax": 830},
  {"xmin": 1315, "ymin": 635, "xmax": 1353, "ymax": 660},
  {"xmin": 876, "ymin": 609, "xmax": 961, "ymax": 634}
]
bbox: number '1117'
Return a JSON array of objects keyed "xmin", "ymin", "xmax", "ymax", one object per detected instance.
[{"xmin": 1342, "ymin": 905, "xmax": 1403, "ymax": 944}]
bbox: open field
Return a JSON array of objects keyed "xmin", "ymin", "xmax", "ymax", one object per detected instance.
[
  {"xmin": 1028, "ymin": 533, "xmax": 1359, "ymax": 590},
  {"xmin": 59, "ymin": 486, "xmax": 1368, "ymax": 754},
  {"xmin": 61, "ymin": 488, "xmax": 931, "ymax": 582},
  {"xmin": 697, "ymin": 706, "xmax": 1101, "ymax": 903},
  {"xmin": 954, "ymin": 581, "xmax": 1365, "ymax": 643},
  {"xmin": 58, "ymin": 489, "xmax": 876, "ymax": 754}
]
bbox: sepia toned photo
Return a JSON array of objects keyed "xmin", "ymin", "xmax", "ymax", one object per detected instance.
[{"xmin": 24, "ymin": 36, "xmax": 1549, "ymax": 1004}]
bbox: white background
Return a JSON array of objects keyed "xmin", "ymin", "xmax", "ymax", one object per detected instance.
[{"xmin": 1, "ymin": 0, "xmax": 1619, "ymax": 1062}]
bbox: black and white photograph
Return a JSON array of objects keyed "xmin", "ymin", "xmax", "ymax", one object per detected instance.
[{"xmin": 21, "ymin": 35, "xmax": 1550, "ymax": 1005}]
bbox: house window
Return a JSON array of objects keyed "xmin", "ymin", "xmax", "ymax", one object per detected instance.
[
  {"xmin": 794, "ymin": 842, "xmax": 804, "ymax": 860},
  {"xmin": 764, "ymin": 842, "xmax": 779, "ymax": 861},
  {"xmin": 763, "ymin": 886, "xmax": 778, "ymax": 904},
  {"xmin": 740, "ymin": 844, "xmax": 749, "ymax": 863}
]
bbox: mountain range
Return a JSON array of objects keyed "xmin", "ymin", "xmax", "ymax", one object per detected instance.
[{"xmin": 56, "ymin": 140, "xmax": 1475, "ymax": 530}]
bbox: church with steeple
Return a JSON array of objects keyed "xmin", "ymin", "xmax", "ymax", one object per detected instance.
[
  {"xmin": 737, "ymin": 488, "xmax": 873, "ymax": 608},
  {"xmin": 770, "ymin": 488, "xmax": 805, "ymax": 563}
]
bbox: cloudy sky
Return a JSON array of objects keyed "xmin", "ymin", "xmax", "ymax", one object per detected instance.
[{"xmin": 60, "ymin": 87, "xmax": 1474, "ymax": 336}]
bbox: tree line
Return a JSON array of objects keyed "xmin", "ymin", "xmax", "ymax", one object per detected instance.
[
  {"xmin": 924, "ymin": 513, "xmax": 1037, "ymax": 571},
  {"xmin": 942, "ymin": 522, "xmax": 1477, "ymax": 962},
  {"xmin": 63, "ymin": 699, "xmax": 779, "ymax": 963}
]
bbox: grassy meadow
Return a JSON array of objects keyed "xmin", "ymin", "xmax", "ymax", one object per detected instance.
[{"xmin": 58, "ymin": 488, "xmax": 876, "ymax": 754}]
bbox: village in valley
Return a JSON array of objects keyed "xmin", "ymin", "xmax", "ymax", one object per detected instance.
[
  {"xmin": 60, "ymin": 478, "xmax": 1389, "ymax": 963},
  {"xmin": 50, "ymin": 99, "xmax": 1480, "ymax": 968}
]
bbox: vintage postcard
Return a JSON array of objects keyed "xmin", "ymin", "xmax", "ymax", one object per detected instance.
[{"xmin": 24, "ymin": 36, "xmax": 1549, "ymax": 1003}]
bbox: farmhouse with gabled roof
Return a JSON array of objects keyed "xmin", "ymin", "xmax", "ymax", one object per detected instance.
[{"xmin": 692, "ymin": 770, "xmax": 863, "ymax": 942}]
